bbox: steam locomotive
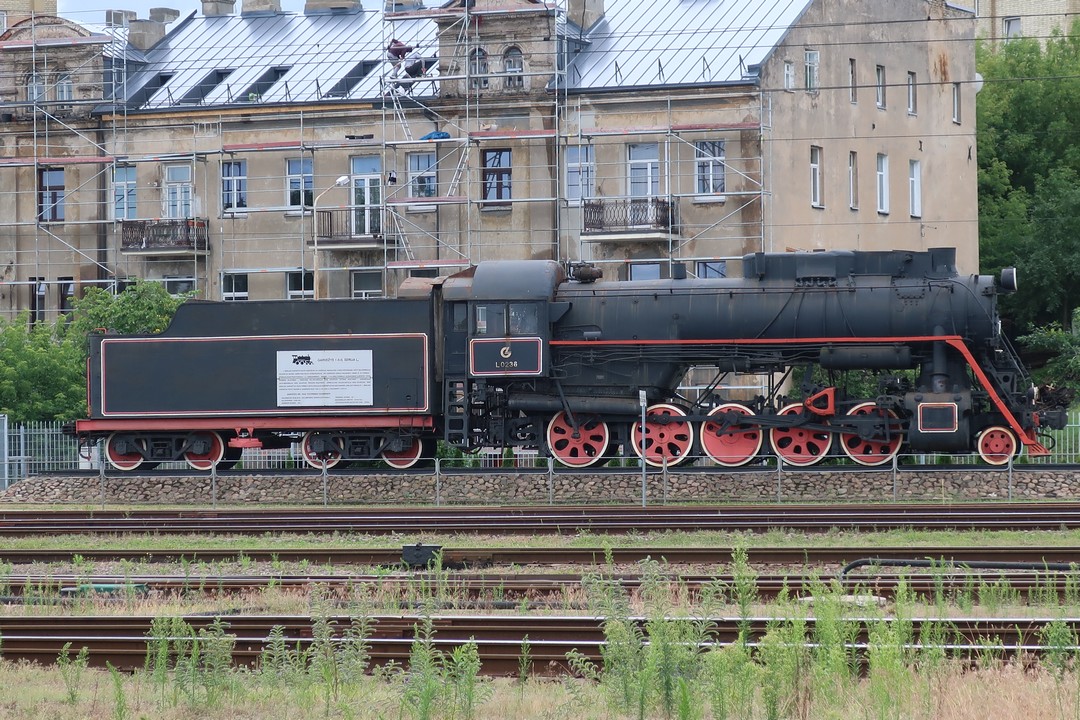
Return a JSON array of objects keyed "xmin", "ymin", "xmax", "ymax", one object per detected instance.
[{"xmin": 76, "ymin": 247, "xmax": 1067, "ymax": 472}]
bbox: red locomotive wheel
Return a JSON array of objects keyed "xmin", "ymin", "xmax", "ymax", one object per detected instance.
[
  {"xmin": 382, "ymin": 436, "xmax": 426, "ymax": 469},
  {"xmin": 300, "ymin": 431, "xmax": 343, "ymax": 470},
  {"xmin": 630, "ymin": 404, "xmax": 695, "ymax": 468},
  {"xmin": 839, "ymin": 402, "xmax": 903, "ymax": 466},
  {"xmin": 769, "ymin": 403, "xmax": 833, "ymax": 467},
  {"xmin": 700, "ymin": 403, "xmax": 762, "ymax": 467},
  {"xmin": 104, "ymin": 432, "xmax": 145, "ymax": 472},
  {"xmin": 183, "ymin": 431, "xmax": 226, "ymax": 471},
  {"xmin": 977, "ymin": 426, "xmax": 1019, "ymax": 466},
  {"xmin": 546, "ymin": 411, "xmax": 610, "ymax": 468}
]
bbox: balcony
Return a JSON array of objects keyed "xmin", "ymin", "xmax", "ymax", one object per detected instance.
[
  {"xmin": 581, "ymin": 197, "xmax": 679, "ymax": 242},
  {"xmin": 312, "ymin": 208, "xmax": 390, "ymax": 250},
  {"xmin": 120, "ymin": 218, "xmax": 209, "ymax": 256}
]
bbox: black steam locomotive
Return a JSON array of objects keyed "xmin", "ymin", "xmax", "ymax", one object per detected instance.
[{"xmin": 76, "ymin": 248, "xmax": 1067, "ymax": 472}]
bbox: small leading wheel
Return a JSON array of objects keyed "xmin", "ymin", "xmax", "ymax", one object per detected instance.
[
  {"xmin": 630, "ymin": 404, "xmax": 695, "ymax": 468},
  {"xmin": 769, "ymin": 403, "xmax": 833, "ymax": 467},
  {"xmin": 183, "ymin": 431, "xmax": 226, "ymax": 471},
  {"xmin": 839, "ymin": 402, "xmax": 903, "ymax": 466},
  {"xmin": 300, "ymin": 431, "xmax": 343, "ymax": 470},
  {"xmin": 700, "ymin": 403, "xmax": 762, "ymax": 467},
  {"xmin": 977, "ymin": 426, "xmax": 1019, "ymax": 466},
  {"xmin": 546, "ymin": 411, "xmax": 610, "ymax": 468},
  {"xmin": 382, "ymin": 436, "xmax": 432, "ymax": 469},
  {"xmin": 104, "ymin": 432, "xmax": 146, "ymax": 472}
]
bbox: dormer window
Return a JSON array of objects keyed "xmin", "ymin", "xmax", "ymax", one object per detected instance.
[
  {"xmin": 469, "ymin": 49, "xmax": 489, "ymax": 89},
  {"xmin": 503, "ymin": 46, "xmax": 523, "ymax": 89}
]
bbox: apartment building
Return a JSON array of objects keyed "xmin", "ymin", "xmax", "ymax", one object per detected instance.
[
  {"xmin": 975, "ymin": 0, "xmax": 1080, "ymax": 43},
  {"xmin": 0, "ymin": 0, "xmax": 978, "ymax": 321}
]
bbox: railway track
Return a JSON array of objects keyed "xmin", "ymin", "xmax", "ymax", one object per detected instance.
[
  {"xmin": 4, "ymin": 502, "xmax": 1080, "ymax": 535},
  {"xmin": 0, "ymin": 613, "xmax": 1069, "ymax": 675}
]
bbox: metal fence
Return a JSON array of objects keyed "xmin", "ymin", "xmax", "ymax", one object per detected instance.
[{"xmin": 3, "ymin": 415, "xmax": 1080, "ymax": 488}]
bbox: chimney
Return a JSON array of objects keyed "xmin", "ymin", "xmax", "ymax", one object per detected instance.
[
  {"xmin": 149, "ymin": 7, "xmax": 181, "ymax": 23},
  {"xmin": 243, "ymin": 0, "xmax": 282, "ymax": 12},
  {"xmin": 201, "ymin": 0, "xmax": 237, "ymax": 16},
  {"xmin": 127, "ymin": 18, "xmax": 166, "ymax": 50},
  {"xmin": 304, "ymin": 0, "xmax": 361, "ymax": 13},
  {"xmin": 567, "ymin": 0, "xmax": 603, "ymax": 31}
]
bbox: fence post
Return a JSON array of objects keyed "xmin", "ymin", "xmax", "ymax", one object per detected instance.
[
  {"xmin": 547, "ymin": 458, "xmax": 554, "ymax": 505},
  {"xmin": 211, "ymin": 463, "xmax": 218, "ymax": 509},
  {"xmin": 321, "ymin": 460, "xmax": 328, "ymax": 507},
  {"xmin": 776, "ymin": 458, "xmax": 783, "ymax": 503},
  {"xmin": 435, "ymin": 458, "xmax": 442, "ymax": 506},
  {"xmin": 0, "ymin": 414, "xmax": 7, "ymax": 490},
  {"xmin": 98, "ymin": 457, "xmax": 107, "ymax": 510}
]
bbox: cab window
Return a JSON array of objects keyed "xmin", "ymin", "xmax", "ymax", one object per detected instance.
[
  {"xmin": 474, "ymin": 304, "xmax": 506, "ymax": 336},
  {"xmin": 509, "ymin": 303, "xmax": 538, "ymax": 335}
]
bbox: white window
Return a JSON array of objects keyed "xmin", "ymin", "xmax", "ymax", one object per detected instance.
[
  {"xmin": 351, "ymin": 155, "xmax": 382, "ymax": 235},
  {"xmin": 952, "ymin": 82, "xmax": 962, "ymax": 124},
  {"xmin": 163, "ymin": 164, "xmax": 192, "ymax": 218},
  {"xmin": 628, "ymin": 143, "xmax": 660, "ymax": 198},
  {"xmin": 848, "ymin": 151, "xmax": 858, "ymax": 210},
  {"xmin": 408, "ymin": 152, "xmax": 437, "ymax": 198},
  {"xmin": 907, "ymin": 71, "xmax": 917, "ymax": 114},
  {"xmin": 629, "ymin": 262, "xmax": 661, "ymax": 281},
  {"xmin": 481, "ymin": 149, "xmax": 512, "ymax": 206},
  {"xmin": 351, "ymin": 269, "xmax": 383, "ymax": 299},
  {"xmin": 810, "ymin": 146, "xmax": 823, "ymax": 208},
  {"xmin": 848, "ymin": 58, "xmax": 857, "ymax": 103},
  {"xmin": 875, "ymin": 65, "xmax": 886, "ymax": 108},
  {"xmin": 876, "ymin": 153, "xmax": 889, "ymax": 214},
  {"xmin": 26, "ymin": 73, "xmax": 45, "ymax": 103},
  {"xmin": 56, "ymin": 74, "xmax": 74, "ymax": 108},
  {"xmin": 113, "ymin": 165, "xmax": 136, "ymax": 220},
  {"xmin": 804, "ymin": 50, "xmax": 819, "ymax": 92},
  {"xmin": 783, "ymin": 61, "xmax": 795, "ymax": 91},
  {"xmin": 503, "ymin": 46, "xmax": 523, "ymax": 89},
  {"xmin": 1003, "ymin": 16, "xmax": 1021, "ymax": 41},
  {"xmin": 222, "ymin": 274, "xmax": 248, "ymax": 301},
  {"xmin": 469, "ymin": 48, "xmax": 489, "ymax": 89},
  {"xmin": 909, "ymin": 159, "xmax": 922, "ymax": 218},
  {"xmin": 0, "ymin": 11, "xmax": 7, "ymax": 33},
  {"xmin": 164, "ymin": 276, "xmax": 195, "ymax": 296},
  {"xmin": 695, "ymin": 140, "xmax": 726, "ymax": 195},
  {"xmin": 566, "ymin": 144, "xmax": 594, "ymax": 205},
  {"xmin": 286, "ymin": 157, "xmax": 312, "ymax": 208},
  {"xmin": 287, "ymin": 271, "xmax": 313, "ymax": 300},
  {"xmin": 221, "ymin": 160, "xmax": 247, "ymax": 212}
]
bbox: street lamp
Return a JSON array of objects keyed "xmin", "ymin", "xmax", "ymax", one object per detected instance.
[{"xmin": 312, "ymin": 174, "xmax": 350, "ymax": 300}]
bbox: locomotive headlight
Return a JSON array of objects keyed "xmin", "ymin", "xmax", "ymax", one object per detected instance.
[{"xmin": 999, "ymin": 267, "xmax": 1018, "ymax": 294}]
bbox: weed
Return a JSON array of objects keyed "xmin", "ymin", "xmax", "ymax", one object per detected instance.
[{"xmin": 57, "ymin": 642, "xmax": 89, "ymax": 704}]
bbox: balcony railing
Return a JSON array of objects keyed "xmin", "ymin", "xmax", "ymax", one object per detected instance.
[
  {"xmin": 314, "ymin": 207, "xmax": 383, "ymax": 244},
  {"xmin": 120, "ymin": 218, "xmax": 209, "ymax": 254},
  {"xmin": 583, "ymin": 197, "xmax": 677, "ymax": 234}
]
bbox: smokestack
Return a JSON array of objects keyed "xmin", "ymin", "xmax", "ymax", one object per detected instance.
[
  {"xmin": 149, "ymin": 7, "xmax": 181, "ymax": 22},
  {"xmin": 567, "ymin": 0, "xmax": 604, "ymax": 31},
  {"xmin": 127, "ymin": 18, "xmax": 166, "ymax": 49},
  {"xmin": 242, "ymin": 0, "xmax": 282, "ymax": 12},
  {"xmin": 201, "ymin": 0, "xmax": 237, "ymax": 16},
  {"xmin": 304, "ymin": 0, "xmax": 361, "ymax": 12}
]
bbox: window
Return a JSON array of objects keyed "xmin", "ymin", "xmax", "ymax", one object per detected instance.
[
  {"xmin": 351, "ymin": 155, "xmax": 382, "ymax": 235},
  {"xmin": 410, "ymin": 268, "xmax": 438, "ymax": 279},
  {"xmin": 287, "ymin": 271, "xmax": 314, "ymax": 300},
  {"xmin": 508, "ymin": 303, "xmax": 538, "ymax": 335},
  {"xmin": 848, "ymin": 58, "xmax": 857, "ymax": 103},
  {"xmin": 407, "ymin": 152, "xmax": 437, "ymax": 198},
  {"xmin": 29, "ymin": 277, "xmax": 45, "ymax": 325},
  {"xmin": 38, "ymin": 167, "xmax": 65, "ymax": 222},
  {"xmin": 162, "ymin": 164, "xmax": 192, "ymax": 218},
  {"xmin": 113, "ymin": 166, "xmax": 136, "ymax": 219},
  {"xmin": 26, "ymin": 73, "xmax": 45, "ymax": 103},
  {"xmin": 906, "ymin": 71, "xmax": 917, "ymax": 114},
  {"xmin": 629, "ymin": 262, "xmax": 661, "ymax": 281},
  {"xmin": 810, "ymin": 146, "xmax": 823, "ymax": 208},
  {"xmin": 221, "ymin": 160, "xmax": 247, "ymax": 212},
  {"xmin": 469, "ymin": 49, "xmax": 489, "ymax": 90},
  {"xmin": 783, "ymin": 61, "xmax": 795, "ymax": 90},
  {"xmin": 804, "ymin": 50, "xmax": 819, "ymax": 92},
  {"xmin": 481, "ymin": 148, "xmax": 512, "ymax": 206},
  {"xmin": 566, "ymin": 145, "xmax": 594, "ymax": 204},
  {"xmin": 1003, "ymin": 16, "xmax": 1021, "ymax": 41},
  {"xmin": 58, "ymin": 277, "xmax": 75, "ymax": 316},
  {"xmin": 55, "ymin": 74, "xmax": 74, "ymax": 109},
  {"xmin": 164, "ymin": 276, "xmax": 194, "ymax": 296},
  {"xmin": 222, "ymin": 274, "xmax": 248, "ymax": 301},
  {"xmin": 876, "ymin": 153, "xmax": 889, "ymax": 214},
  {"xmin": 909, "ymin": 159, "xmax": 922, "ymax": 218},
  {"xmin": 503, "ymin": 46, "xmax": 523, "ymax": 89},
  {"xmin": 0, "ymin": 11, "xmax": 7, "ymax": 32},
  {"xmin": 350, "ymin": 269, "xmax": 383, "ymax": 299},
  {"xmin": 286, "ymin": 157, "xmax": 313, "ymax": 208},
  {"xmin": 875, "ymin": 65, "xmax": 886, "ymax": 108},
  {"xmin": 848, "ymin": 151, "xmax": 859, "ymax": 210},
  {"xmin": 696, "ymin": 261, "xmax": 727, "ymax": 279},
  {"xmin": 695, "ymin": 140, "xmax": 726, "ymax": 195},
  {"xmin": 628, "ymin": 143, "xmax": 660, "ymax": 198},
  {"xmin": 474, "ymin": 303, "xmax": 504, "ymax": 335},
  {"xmin": 952, "ymin": 82, "xmax": 962, "ymax": 124}
]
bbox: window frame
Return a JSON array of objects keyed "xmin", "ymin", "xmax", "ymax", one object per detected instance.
[
  {"xmin": 875, "ymin": 65, "xmax": 886, "ymax": 109},
  {"xmin": 37, "ymin": 167, "xmax": 65, "ymax": 223},
  {"xmin": 29, "ymin": 277, "xmax": 46, "ymax": 325},
  {"xmin": 163, "ymin": 163, "xmax": 193, "ymax": 219},
  {"xmin": 58, "ymin": 277, "xmax": 75, "ymax": 316},
  {"xmin": 694, "ymin": 140, "xmax": 726, "ymax": 197},
  {"xmin": 952, "ymin": 82, "xmax": 962, "ymax": 124},
  {"xmin": 503, "ymin": 46, "xmax": 523, "ymax": 89},
  {"xmin": 906, "ymin": 71, "xmax": 917, "ymax": 115},
  {"xmin": 481, "ymin": 148, "xmax": 512, "ymax": 207},
  {"xmin": 407, "ymin": 151, "xmax": 438, "ymax": 200},
  {"xmin": 286, "ymin": 157, "xmax": 313, "ymax": 209},
  {"xmin": 629, "ymin": 262, "xmax": 661, "ymax": 281},
  {"xmin": 221, "ymin": 160, "xmax": 248, "ymax": 214},
  {"xmin": 1003, "ymin": 16, "xmax": 1021, "ymax": 41},
  {"xmin": 848, "ymin": 151, "xmax": 859, "ymax": 210},
  {"xmin": 113, "ymin": 165, "xmax": 137, "ymax": 220},
  {"xmin": 469, "ymin": 48, "xmax": 489, "ymax": 90},
  {"xmin": 566, "ymin": 144, "xmax": 595, "ymax": 206},
  {"xmin": 287, "ymin": 270, "xmax": 314, "ymax": 300},
  {"xmin": 350, "ymin": 269, "xmax": 383, "ymax": 299},
  {"xmin": 26, "ymin": 73, "xmax": 46, "ymax": 104},
  {"xmin": 351, "ymin": 154, "xmax": 382, "ymax": 236},
  {"xmin": 163, "ymin": 276, "xmax": 195, "ymax": 297},
  {"xmin": 222, "ymin": 273, "xmax": 249, "ymax": 301},
  {"xmin": 696, "ymin": 260, "xmax": 727, "ymax": 279},
  {"xmin": 783, "ymin": 61, "xmax": 795, "ymax": 91},
  {"xmin": 876, "ymin": 153, "xmax": 889, "ymax": 214},
  {"xmin": 810, "ymin": 145, "xmax": 824, "ymax": 208},
  {"xmin": 804, "ymin": 49, "xmax": 819, "ymax": 93},
  {"xmin": 55, "ymin": 73, "xmax": 74, "ymax": 109},
  {"xmin": 909, "ymin": 159, "xmax": 922, "ymax": 218},
  {"xmin": 848, "ymin": 58, "xmax": 857, "ymax": 103},
  {"xmin": 627, "ymin": 143, "xmax": 661, "ymax": 199}
]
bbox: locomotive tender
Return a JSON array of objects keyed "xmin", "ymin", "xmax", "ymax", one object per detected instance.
[{"xmin": 77, "ymin": 247, "xmax": 1067, "ymax": 471}]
